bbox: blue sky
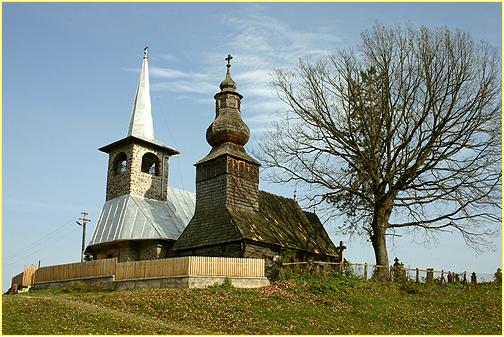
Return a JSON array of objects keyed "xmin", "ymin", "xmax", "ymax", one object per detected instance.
[{"xmin": 3, "ymin": 2, "xmax": 501, "ymax": 290}]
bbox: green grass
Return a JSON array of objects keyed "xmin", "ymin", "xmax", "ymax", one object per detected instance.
[{"xmin": 2, "ymin": 275, "xmax": 501, "ymax": 335}]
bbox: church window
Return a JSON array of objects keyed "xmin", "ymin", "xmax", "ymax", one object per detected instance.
[
  {"xmin": 113, "ymin": 152, "xmax": 128, "ymax": 175},
  {"xmin": 141, "ymin": 152, "xmax": 160, "ymax": 176}
]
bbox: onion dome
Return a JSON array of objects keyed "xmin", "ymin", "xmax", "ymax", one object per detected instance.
[
  {"xmin": 206, "ymin": 54, "xmax": 250, "ymax": 148},
  {"xmin": 219, "ymin": 55, "xmax": 237, "ymax": 92}
]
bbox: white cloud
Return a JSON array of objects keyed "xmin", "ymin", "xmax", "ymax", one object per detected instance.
[
  {"xmin": 250, "ymin": 125, "xmax": 276, "ymax": 135},
  {"xmin": 121, "ymin": 67, "xmax": 140, "ymax": 73},
  {"xmin": 157, "ymin": 53, "xmax": 178, "ymax": 61},
  {"xmin": 150, "ymin": 67, "xmax": 210, "ymax": 81},
  {"xmin": 151, "ymin": 81, "xmax": 215, "ymax": 94},
  {"xmin": 149, "ymin": 67, "xmax": 188, "ymax": 79},
  {"xmin": 235, "ymin": 69, "xmax": 271, "ymax": 83},
  {"xmin": 244, "ymin": 99, "xmax": 287, "ymax": 116},
  {"xmin": 144, "ymin": 12, "xmax": 340, "ymax": 128},
  {"xmin": 244, "ymin": 113, "xmax": 276, "ymax": 125},
  {"xmin": 221, "ymin": 14, "xmax": 341, "ymax": 68}
]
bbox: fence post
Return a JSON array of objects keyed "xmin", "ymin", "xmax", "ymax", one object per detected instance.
[
  {"xmin": 364, "ymin": 263, "xmax": 368, "ymax": 280},
  {"xmin": 415, "ymin": 268, "xmax": 419, "ymax": 283},
  {"xmin": 426, "ymin": 268, "xmax": 434, "ymax": 283},
  {"xmin": 471, "ymin": 272, "xmax": 477, "ymax": 285},
  {"xmin": 390, "ymin": 266, "xmax": 394, "ymax": 282}
]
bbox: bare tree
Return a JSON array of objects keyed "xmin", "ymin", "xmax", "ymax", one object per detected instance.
[{"xmin": 258, "ymin": 24, "xmax": 501, "ymax": 275}]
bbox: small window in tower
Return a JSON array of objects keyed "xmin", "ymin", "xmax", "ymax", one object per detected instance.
[
  {"xmin": 141, "ymin": 152, "xmax": 160, "ymax": 176},
  {"xmin": 113, "ymin": 152, "xmax": 128, "ymax": 175}
]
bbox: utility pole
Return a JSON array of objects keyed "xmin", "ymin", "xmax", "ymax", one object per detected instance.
[{"xmin": 76, "ymin": 210, "xmax": 91, "ymax": 262}]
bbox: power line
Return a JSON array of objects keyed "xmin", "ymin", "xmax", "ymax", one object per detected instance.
[
  {"xmin": 4, "ymin": 226, "xmax": 78, "ymax": 268},
  {"xmin": 5, "ymin": 216, "xmax": 76, "ymax": 260}
]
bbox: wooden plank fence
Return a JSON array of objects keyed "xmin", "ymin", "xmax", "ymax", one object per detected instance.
[
  {"xmin": 11, "ymin": 265, "xmax": 38, "ymax": 289},
  {"xmin": 188, "ymin": 256, "xmax": 264, "ymax": 277},
  {"xmin": 34, "ymin": 258, "xmax": 117, "ymax": 283},
  {"xmin": 32, "ymin": 256, "xmax": 265, "ymax": 284},
  {"xmin": 115, "ymin": 257, "xmax": 190, "ymax": 280}
]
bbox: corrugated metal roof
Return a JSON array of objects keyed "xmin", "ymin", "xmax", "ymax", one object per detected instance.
[{"xmin": 88, "ymin": 187, "xmax": 195, "ymax": 247}]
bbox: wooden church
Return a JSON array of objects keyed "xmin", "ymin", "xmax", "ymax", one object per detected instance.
[{"xmin": 86, "ymin": 48, "xmax": 344, "ymax": 265}]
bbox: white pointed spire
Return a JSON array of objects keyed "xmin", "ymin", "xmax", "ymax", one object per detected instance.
[{"xmin": 127, "ymin": 45, "xmax": 154, "ymax": 140}]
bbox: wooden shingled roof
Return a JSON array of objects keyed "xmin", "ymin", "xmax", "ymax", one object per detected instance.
[{"xmin": 173, "ymin": 190, "xmax": 338, "ymax": 257}]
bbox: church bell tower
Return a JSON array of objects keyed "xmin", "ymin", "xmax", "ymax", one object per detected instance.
[
  {"xmin": 194, "ymin": 54, "xmax": 260, "ymax": 213},
  {"xmin": 173, "ymin": 55, "xmax": 261, "ymax": 255},
  {"xmin": 99, "ymin": 46, "xmax": 179, "ymax": 201}
]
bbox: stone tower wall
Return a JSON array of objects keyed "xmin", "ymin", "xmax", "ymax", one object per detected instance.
[{"xmin": 106, "ymin": 143, "xmax": 169, "ymax": 201}]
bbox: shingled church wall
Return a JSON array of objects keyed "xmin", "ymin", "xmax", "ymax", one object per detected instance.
[
  {"xmin": 177, "ymin": 242, "xmax": 244, "ymax": 258},
  {"xmin": 195, "ymin": 156, "xmax": 259, "ymax": 213}
]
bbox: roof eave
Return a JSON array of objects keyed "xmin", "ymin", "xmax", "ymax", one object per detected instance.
[
  {"xmin": 86, "ymin": 238, "xmax": 176, "ymax": 252},
  {"xmin": 99, "ymin": 135, "xmax": 179, "ymax": 155}
]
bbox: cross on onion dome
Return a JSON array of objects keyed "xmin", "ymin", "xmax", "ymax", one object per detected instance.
[{"xmin": 225, "ymin": 54, "xmax": 233, "ymax": 73}]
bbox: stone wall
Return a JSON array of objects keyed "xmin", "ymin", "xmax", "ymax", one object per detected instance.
[
  {"xmin": 138, "ymin": 241, "xmax": 171, "ymax": 260},
  {"xmin": 33, "ymin": 275, "xmax": 269, "ymax": 290},
  {"xmin": 105, "ymin": 143, "xmax": 169, "ymax": 201},
  {"xmin": 92, "ymin": 240, "xmax": 173, "ymax": 262},
  {"xmin": 32, "ymin": 276, "xmax": 115, "ymax": 290},
  {"xmin": 106, "ymin": 144, "xmax": 134, "ymax": 200}
]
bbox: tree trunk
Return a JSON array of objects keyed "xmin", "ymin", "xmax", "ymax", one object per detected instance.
[{"xmin": 371, "ymin": 206, "xmax": 391, "ymax": 280}]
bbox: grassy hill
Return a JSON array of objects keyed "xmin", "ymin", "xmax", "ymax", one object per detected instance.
[{"xmin": 2, "ymin": 275, "xmax": 501, "ymax": 335}]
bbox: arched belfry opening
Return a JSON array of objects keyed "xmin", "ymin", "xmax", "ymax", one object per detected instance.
[
  {"xmin": 113, "ymin": 152, "xmax": 128, "ymax": 175},
  {"xmin": 141, "ymin": 152, "xmax": 160, "ymax": 176}
]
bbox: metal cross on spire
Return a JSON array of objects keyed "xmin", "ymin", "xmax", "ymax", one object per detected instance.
[
  {"xmin": 143, "ymin": 44, "xmax": 149, "ymax": 59},
  {"xmin": 225, "ymin": 54, "xmax": 233, "ymax": 73}
]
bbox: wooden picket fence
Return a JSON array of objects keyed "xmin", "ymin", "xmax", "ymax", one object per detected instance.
[
  {"xmin": 32, "ymin": 256, "xmax": 265, "ymax": 284},
  {"xmin": 11, "ymin": 265, "xmax": 38, "ymax": 289},
  {"xmin": 34, "ymin": 259, "xmax": 117, "ymax": 283},
  {"xmin": 115, "ymin": 257, "xmax": 190, "ymax": 280},
  {"xmin": 188, "ymin": 256, "xmax": 264, "ymax": 278}
]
